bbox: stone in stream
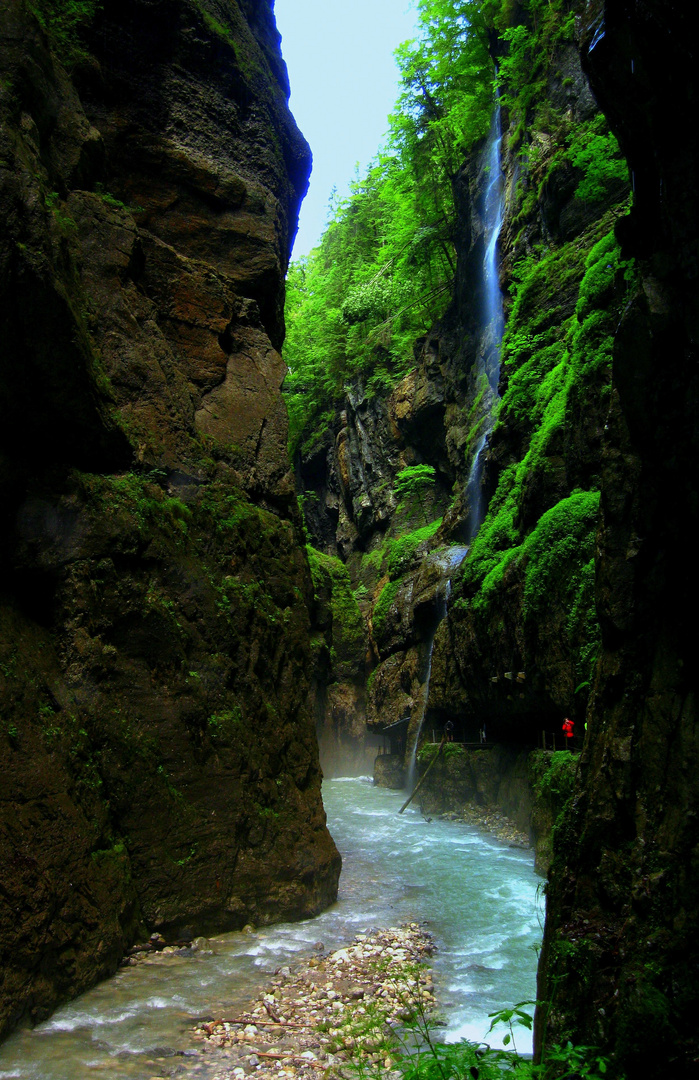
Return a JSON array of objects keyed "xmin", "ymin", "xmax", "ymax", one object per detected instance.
[{"xmin": 192, "ymin": 924, "xmax": 435, "ymax": 1077}]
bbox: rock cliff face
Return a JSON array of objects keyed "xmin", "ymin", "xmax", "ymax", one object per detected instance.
[
  {"xmin": 0, "ymin": 0, "xmax": 340, "ymax": 1040},
  {"xmin": 535, "ymin": 2, "xmax": 699, "ymax": 1074},
  {"xmin": 290, "ymin": 2, "xmax": 699, "ymax": 1068},
  {"xmin": 300, "ymin": 13, "xmax": 629, "ymax": 774}
]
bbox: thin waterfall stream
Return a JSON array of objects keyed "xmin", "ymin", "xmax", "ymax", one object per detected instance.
[
  {"xmin": 406, "ymin": 101, "xmax": 506, "ymax": 781},
  {"xmin": 467, "ymin": 101, "xmax": 505, "ymax": 539},
  {"xmin": 0, "ymin": 780, "xmax": 541, "ymax": 1078},
  {"xmin": 404, "ymin": 548, "xmax": 468, "ymax": 790}
]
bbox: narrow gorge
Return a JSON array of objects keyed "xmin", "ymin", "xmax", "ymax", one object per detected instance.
[{"xmin": 1, "ymin": 2, "xmax": 698, "ymax": 1079}]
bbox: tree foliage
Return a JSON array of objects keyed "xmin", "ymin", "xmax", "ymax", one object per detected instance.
[
  {"xmin": 283, "ymin": 0, "xmax": 627, "ymax": 461},
  {"xmin": 283, "ymin": 0, "xmax": 499, "ymax": 456}
]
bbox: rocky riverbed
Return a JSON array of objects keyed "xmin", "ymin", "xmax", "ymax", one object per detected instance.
[
  {"xmin": 184, "ymin": 925, "xmax": 436, "ymax": 1080},
  {"xmin": 433, "ymin": 808, "xmax": 529, "ymax": 849}
]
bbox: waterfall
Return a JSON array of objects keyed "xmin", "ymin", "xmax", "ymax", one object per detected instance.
[
  {"xmin": 404, "ymin": 554, "xmax": 468, "ymax": 789},
  {"xmin": 482, "ymin": 103, "xmax": 505, "ymax": 363},
  {"xmin": 465, "ymin": 101, "xmax": 505, "ymax": 540},
  {"xmin": 403, "ymin": 105, "xmax": 505, "ymax": 783}
]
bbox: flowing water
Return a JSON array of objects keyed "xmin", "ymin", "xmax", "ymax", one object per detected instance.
[
  {"xmin": 0, "ymin": 779, "xmax": 541, "ymax": 1078},
  {"xmin": 481, "ymin": 104, "xmax": 505, "ymax": 355},
  {"xmin": 466, "ymin": 101, "xmax": 506, "ymax": 539}
]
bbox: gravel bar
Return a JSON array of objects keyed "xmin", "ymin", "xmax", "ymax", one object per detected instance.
[{"xmin": 188, "ymin": 923, "xmax": 436, "ymax": 1080}]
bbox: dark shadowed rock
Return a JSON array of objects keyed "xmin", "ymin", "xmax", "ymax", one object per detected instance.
[
  {"xmin": 535, "ymin": 3, "xmax": 699, "ymax": 1075},
  {"xmin": 0, "ymin": 0, "xmax": 339, "ymax": 1041}
]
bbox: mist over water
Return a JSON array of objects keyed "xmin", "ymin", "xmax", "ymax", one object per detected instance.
[{"xmin": 0, "ymin": 780, "xmax": 540, "ymax": 1078}]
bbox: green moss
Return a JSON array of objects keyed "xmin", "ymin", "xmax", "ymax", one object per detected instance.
[
  {"xmin": 417, "ymin": 741, "xmax": 465, "ymax": 764},
  {"xmin": 387, "ymin": 517, "xmax": 442, "ymax": 580},
  {"xmin": 76, "ymin": 471, "xmax": 192, "ymax": 541},
  {"xmin": 191, "ymin": 0, "xmax": 266, "ymax": 85},
  {"xmin": 372, "ymin": 578, "xmax": 401, "ymax": 642},
  {"xmin": 93, "ymin": 184, "xmax": 144, "ymax": 215},
  {"xmin": 307, "ymin": 546, "xmax": 366, "ymax": 675},
  {"xmin": 28, "ymin": 0, "xmax": 101, "ymax": 67},
  {"xmin": 521, "ymin": 490, "xmax": 600, "ymax": 614},
  {"xmin": 207, "ymin": 707, "xmax": 242, "ymax": 745},
  {"xmin": 531, "ymin": 749, "xmax": 576, "ymax": 803},
  {"xmin": 196, "ymin": 3, "xmax": 234, "ymax": 46},
  {"xmin": 91, "ymin": 841, "xmax": 127, "ymax": 863},
  {"xmin": 360, "ymin": 546, "xmax": 387, "ymax": 580}
]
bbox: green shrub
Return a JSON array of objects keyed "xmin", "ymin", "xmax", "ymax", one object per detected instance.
[
  {"xmin": 387, "ymin": 518, "xmax": 442, "ymax": 580},
  {"xmin": 28, "ymin": 1, "xmax": 101, "ymax": 66},
  {"xmin": 393, "ymin": 465, "xmax": 437, "ymax": 516}
]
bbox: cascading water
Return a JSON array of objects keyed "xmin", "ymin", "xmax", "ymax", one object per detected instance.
[
  {"xmin": 404, "ymin": 580, "xmax": 449, "ymax": 791},
  {"xmin": 465, "ymin": 101, "xmax": 505, "ymax": 540},
  {"xmin": 405, "ymin": 102, "xmax": 507, "ymax": 778},
  {"xmin": 482, "ymin": 103, "xmax": 505, "ymax": 359}
]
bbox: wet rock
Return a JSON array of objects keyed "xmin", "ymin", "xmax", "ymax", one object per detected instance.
[{"xmin": 192, "ymin": 924, "xmax": 436, "ymax": 1079}]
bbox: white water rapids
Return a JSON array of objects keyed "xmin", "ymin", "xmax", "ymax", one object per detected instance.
[{"xmin": 0, "ymin": 779, "xmax": 541, "ymax": 1078}]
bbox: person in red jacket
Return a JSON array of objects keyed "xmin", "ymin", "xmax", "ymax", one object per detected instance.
[{"xmin": 562, "ymin": 717, "xmax": 574, "ymax": 747}]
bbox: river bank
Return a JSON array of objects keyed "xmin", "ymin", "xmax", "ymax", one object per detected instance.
[
  {"xmin": 0, "ymin": 780, "xmax": 539, "ymax": 1078},
  {"xmin": 434, "ymin": 806, "xmax": 529, "ymax": 849},
  {"xmin": 189, "ymin": 924, "xmax": 435, "ymax": 1080}
]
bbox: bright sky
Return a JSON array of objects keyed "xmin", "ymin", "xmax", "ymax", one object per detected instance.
[{"xmin": 274, "ymin": 0, "xmax": 419, "ymax": 259}]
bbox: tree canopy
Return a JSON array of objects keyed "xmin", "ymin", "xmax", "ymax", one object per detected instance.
[
  {"xmin": 283, "ymin": 0, "xmax": 499, "ymax": 456},
  {"xmin": 282, "ymin": 0, "xmax": 628, "ymax": 459}
]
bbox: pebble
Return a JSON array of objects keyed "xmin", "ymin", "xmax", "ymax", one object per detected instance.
[
  {"xmin": 189, "ymin": 924, "xmax": 436, "ymax": 1079},
  {"xmin": 438, "ymin": 805, "xmax": 529, "ymax": 847}
]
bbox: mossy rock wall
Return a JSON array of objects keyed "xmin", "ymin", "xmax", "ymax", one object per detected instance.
[
  {"xmin": 429, "ymin": 183, "xmax": 632, "ymax": 741},
  {"xmin": 415, "ymin": 744, "xmax": 576, "ymax": 875},
  {"xmin": 534, "ymin": 3, "xmax": 699, "ymax": 1075},
  {"xmin": 0, "ymin": 0, "xmax": 339, "ymax": 1040},
  {"xmin": 292, "ymin": 9, "xmax": 631, "ymax": 776}
]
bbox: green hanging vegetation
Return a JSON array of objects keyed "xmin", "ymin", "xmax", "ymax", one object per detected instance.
[
  {"xmin": 283, "ymin": 0, "xmax": 499, "ymax": 456},
  {"xmin": 27, "ymin": 1, "xmax": 102, "ymax": 66},
  {"xmin": 393, "ymin": 464, "xmax": 437, "ymax": 515},
  {"xmin": 306, "ymin": 546, "xmax": 366, "ymax": 676},
  {"xmin": 282, "ymin": 0, "xmax": 628, "ymax": 464}
]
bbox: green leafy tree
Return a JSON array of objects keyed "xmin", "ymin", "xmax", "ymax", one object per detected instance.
[{"xmin": 283, "ymin": 0, "xmax": 501, "ymax": 457}]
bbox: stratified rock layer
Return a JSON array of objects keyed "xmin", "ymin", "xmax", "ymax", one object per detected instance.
[{"xmin": 0, "ymin": 0, "xmax": 340, "ymax": 1040}]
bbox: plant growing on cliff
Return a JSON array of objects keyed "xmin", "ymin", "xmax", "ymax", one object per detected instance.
[
  {"xmin": 393, "ymin": 465, "xmax": 437, "ymax": 518},
  {"xmin": 283, "ymin": 0, "xmax": 501, "ymax": 457},
  {"xmin": 28, "ymin": 0, "xmax": 102, "ymax": 65},
  {"xmin": 388, "ymin": 517, "xmax": 443, "ymax": 579},
  {"xmin": 306, "ymin": 546, "xmax": 366, "ymax": 675}
]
